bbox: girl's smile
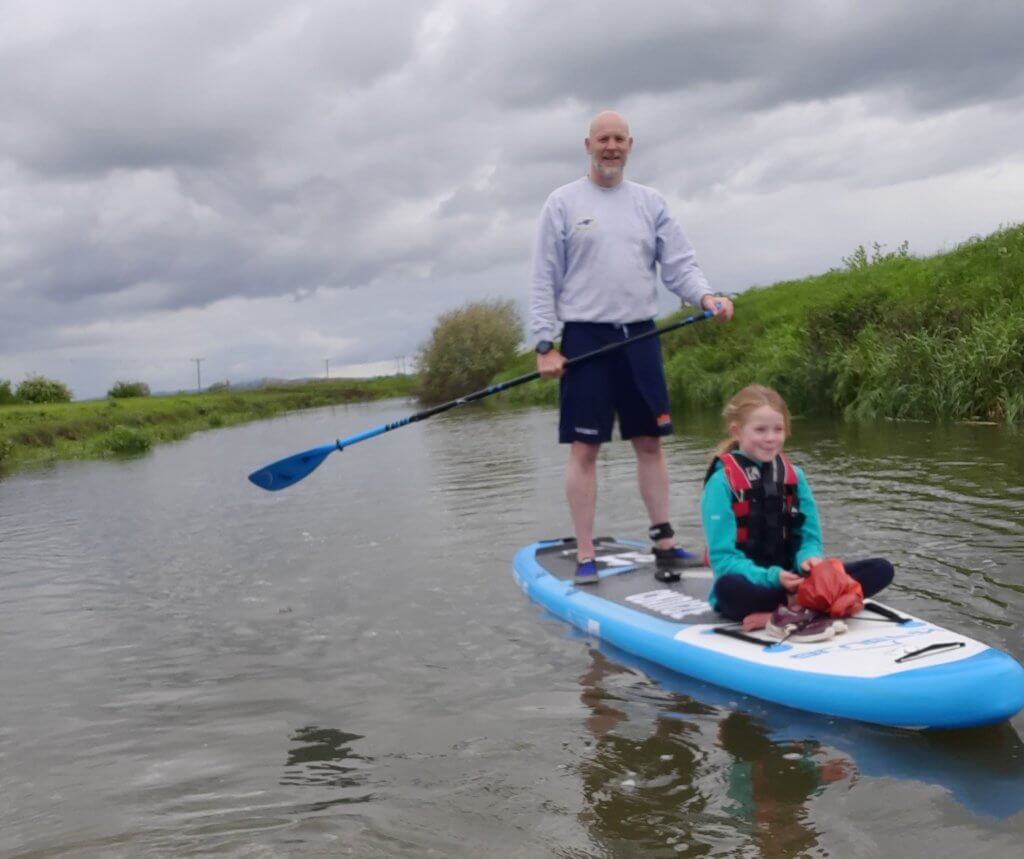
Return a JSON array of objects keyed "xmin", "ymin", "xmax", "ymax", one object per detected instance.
[{"xmin": 731, "ymin": 404, "xmax": 787, "ymax": 462}]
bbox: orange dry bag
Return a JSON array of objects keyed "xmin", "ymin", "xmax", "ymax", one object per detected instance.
[{"xmin": 796, "ymin": 558, "xmax": 864, "ymax": 618}]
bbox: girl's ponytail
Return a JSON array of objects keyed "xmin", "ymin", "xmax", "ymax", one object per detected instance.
[{"xmin": 710, "ymin": 438, "xmax": 738, "ymax": 462}]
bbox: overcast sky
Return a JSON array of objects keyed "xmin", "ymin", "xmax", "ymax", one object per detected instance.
[{"xmin": 2, "ymin": 1, "xmax": 1022, "ymax": 399}]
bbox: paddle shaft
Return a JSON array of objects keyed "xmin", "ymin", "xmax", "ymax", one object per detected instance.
[
  {"xmin": 336, "ymin": 310, "xmax": 712, "ymax": 450},
  {"xmin": 248, "ymin": 310, "xmax": 712, "ymax": 489}
]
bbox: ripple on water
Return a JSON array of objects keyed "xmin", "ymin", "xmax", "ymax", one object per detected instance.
[{"xmin": 1, "ymin": 402, "xmax": 1023, "ymax": 855}]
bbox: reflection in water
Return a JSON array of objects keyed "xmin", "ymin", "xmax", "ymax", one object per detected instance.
[
  {"xmin": 575, "ymin": 650, "xmax": 709, "ymax": 855},
  {"xmin": 717, "ymin": 712, "xmax": 855, "ymax": 859},
  {"xmin": 585, "ymin": 636, "xmax": 1024, "ymax": 828},
  {"xmin": 281, "ymin": 726, "xmax": 374, "ymax": 809},
  {"xmin": 574, "ymin": 649, "xmax": 858, "ymax": 857}
]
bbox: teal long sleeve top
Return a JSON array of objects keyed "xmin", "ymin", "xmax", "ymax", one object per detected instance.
[{"xmin": 700, "ymin": 456, "xmax": 825, "ymax": 608}]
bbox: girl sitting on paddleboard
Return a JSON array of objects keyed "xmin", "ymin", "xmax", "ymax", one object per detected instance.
[{"xmin": 700, "ymin": 384, "xmax": 894, "ymax": 639}]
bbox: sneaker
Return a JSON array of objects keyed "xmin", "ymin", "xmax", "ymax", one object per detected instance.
[
  {"xmin": 573, "ymin": 558, "xmax": 600, "ymax": 586},
  {"xmin": 652, "ymin": 545, "xmax": 703, "ymax": 570},
  {"xmin": 765, "ymin": 606, "xmax": 836, "ymax": 643}
]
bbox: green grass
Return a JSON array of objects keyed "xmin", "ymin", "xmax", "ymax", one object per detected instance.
[
  {"xmin": 497, "ymin": 224, "xmax": 1024, "ymax": 423},
  {"xmin": 0, "ymin": 376, "xmax": 415, "ymax": 475}
]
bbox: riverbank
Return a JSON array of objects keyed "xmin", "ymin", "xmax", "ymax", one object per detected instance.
[
  {"xmin": 0, "ymin": 376, "xmax": 415, "ymax": 475},
  {"xmin": 497, "ymin": 223, "xmax": 1024, "ymax": 423}
]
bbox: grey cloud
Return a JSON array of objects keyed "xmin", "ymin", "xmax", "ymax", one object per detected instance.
[
  {"xmin": 2, "ymin": 1, "xmax": 1023, "ymax": 399},
  {"xmin": 444, "ymin": 1, "xmax": 1024, "ymax": 116},
  {"xmin": 0, "ymin": 0, "xmax": 429, "ymax": 176}
]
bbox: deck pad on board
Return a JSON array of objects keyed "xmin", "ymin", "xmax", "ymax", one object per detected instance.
[{"xmin": 536, "ymin": 536, "xmax": 721, "ymax": 624}]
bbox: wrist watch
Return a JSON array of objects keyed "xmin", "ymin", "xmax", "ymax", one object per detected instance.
[{"xmin": 535, "ymin": 340, "xmax": 554, "ymax": 355}]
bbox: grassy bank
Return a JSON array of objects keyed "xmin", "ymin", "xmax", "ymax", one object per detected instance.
[
  {"xmin": 498, "ymin": 224, "xmax": 1024, "ymax": 423},
  {"xmin": 0, "ymin": 376, "xmax": 415, "ymax": 475}
]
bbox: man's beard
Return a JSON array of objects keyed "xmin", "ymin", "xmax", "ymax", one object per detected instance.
[{"xmin": 594, "ymin": 160, "xmax": 624, "ymax": 179}]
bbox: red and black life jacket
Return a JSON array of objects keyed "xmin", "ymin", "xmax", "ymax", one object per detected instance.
[{"xmin": 704, "ymin": 450, "xmax": 806, "ymax": 570}]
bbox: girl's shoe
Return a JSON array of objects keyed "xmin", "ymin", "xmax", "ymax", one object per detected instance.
[{"xmin": 765, "ymin": 606, "xmax": 836, "ymax": 643}]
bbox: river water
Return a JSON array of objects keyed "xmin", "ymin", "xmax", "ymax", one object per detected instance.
[{"xmin": 1, "ymin": 399, "xmax": 1022, "ymax": 857}]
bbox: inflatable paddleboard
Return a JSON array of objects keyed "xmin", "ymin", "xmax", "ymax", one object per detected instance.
[{"xmin": 512, "ymin": 537, "xmax": 1024, "ymax": 730}]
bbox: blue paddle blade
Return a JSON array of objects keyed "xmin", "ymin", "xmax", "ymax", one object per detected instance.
[{"xmin": 247, "ymin": 443, "xmax": 338, "ymax": 491}]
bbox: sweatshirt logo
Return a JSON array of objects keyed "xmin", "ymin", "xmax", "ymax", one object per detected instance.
[{"xmin": 574, "ymin": 216, "xmax": 596, "ymax": 231}]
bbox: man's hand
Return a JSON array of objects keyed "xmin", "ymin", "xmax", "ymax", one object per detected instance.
[
  {"xmin": 800, "ymin": 557, "xmax": 823, "ymax": 574},
  {"xmin": 701, "ymin": 294, "xmax": 735, "ymax": 320},
  {"xmin": 537, "ymin": 349, "xmax": 566, "ymax": 379}
]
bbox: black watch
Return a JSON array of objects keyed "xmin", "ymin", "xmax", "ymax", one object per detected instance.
[{"xmin": 535, "ymin": 340, "xmax": 554, "ymax": 355}]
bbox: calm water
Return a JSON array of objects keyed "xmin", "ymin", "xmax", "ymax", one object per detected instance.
[{"xmin": 1, "ymin": 399, "xmax": 1022, "ymax": 857}]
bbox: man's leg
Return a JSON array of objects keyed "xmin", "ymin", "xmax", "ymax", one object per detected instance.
[
  {"xmin": 631, "ymin": 435, "xmax": 672, "ymax": 550},
  {"xmin": 567, "ymin": 440, "xmax": 601, "ymax": 561},
  {"xmin": 632, "ymin": 434, "xmax": 701, "ymax": 577}
]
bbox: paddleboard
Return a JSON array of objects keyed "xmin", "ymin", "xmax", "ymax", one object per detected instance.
[{"xmin": 512, "ymin": 536, "xmax": 1024, "ymax": 730}]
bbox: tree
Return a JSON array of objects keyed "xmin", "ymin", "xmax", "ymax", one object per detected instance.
[
  {"xmin": 16, "ymin": 375, "xmax": 72, "ymax": 403},
  {"xmin": 108, "ymin": 380, "xmax": 151, "ymax": 399},
  {"xmin": 416, "ymin": 299, "xmax": 523, "ymax": 404}
]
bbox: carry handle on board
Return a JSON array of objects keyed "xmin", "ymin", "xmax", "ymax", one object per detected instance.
[{"xmin": 248, "ymin": 310, "xmax": 713, "ymax": 492}]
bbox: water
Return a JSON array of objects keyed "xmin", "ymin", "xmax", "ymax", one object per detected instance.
[{"xmin": 1, "ymin": 400, "xmax": 1022, "ymax": 857}]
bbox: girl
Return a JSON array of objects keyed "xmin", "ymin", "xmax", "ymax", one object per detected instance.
[{"xmin": 701, "ymin": 385, "xmax": 894, "ymax": 637}]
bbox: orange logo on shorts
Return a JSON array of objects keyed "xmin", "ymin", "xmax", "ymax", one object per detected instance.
[{"xmin": 656, "ymin": 413, "xmax": 672, "ymax": 427}]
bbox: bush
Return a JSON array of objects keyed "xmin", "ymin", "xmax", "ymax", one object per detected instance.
[
  {"xmin": 416, "ymin": 299, "xmax": 523, "ymax": 404},
  {"xmin": 0, "ymin": 379, "xmax": 15, "ymax": 405},
  {"xmin": 108, "ymin": 380, "xmax": 151, "ymax": 399},
  {"xmin": 98, "ymin": 425, "xmax": 152, "ymax": 455},
  {"xmin": 16, "ymin": 375, "xmax": 72, "ymax": 404}
]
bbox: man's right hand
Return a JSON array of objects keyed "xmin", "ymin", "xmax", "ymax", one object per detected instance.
[{"xmin": 537, "ymin": 349, "xmax": 566, "ymax": 379}]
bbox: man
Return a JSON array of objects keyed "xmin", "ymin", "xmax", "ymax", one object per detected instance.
[{"xmin": 529, "ymin": 110, "xmax": 734, "ymax": 585}]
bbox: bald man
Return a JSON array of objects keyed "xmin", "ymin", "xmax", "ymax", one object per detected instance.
[{"xmin": 530, "ymin": 111, "xmax": 734, "ymax": 585}]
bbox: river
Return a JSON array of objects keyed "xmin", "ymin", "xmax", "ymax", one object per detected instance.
[{"xmin": 1, "ymin": 399, "xmax": 1022, "ymax": 857}]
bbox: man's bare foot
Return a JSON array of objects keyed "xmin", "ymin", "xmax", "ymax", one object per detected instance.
[{"xmin": 742, "ymin": 611, "xmax": 772, "ymax": 632}]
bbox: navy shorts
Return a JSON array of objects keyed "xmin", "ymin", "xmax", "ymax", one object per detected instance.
[{"xmin": 558, "ymin": 320, "xmax": 673, "ymax": 444}]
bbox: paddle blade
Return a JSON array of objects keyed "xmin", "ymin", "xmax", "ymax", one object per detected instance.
[{"xmin": 248, "ymin": 443, "xmax": 338, "ymax": 492}]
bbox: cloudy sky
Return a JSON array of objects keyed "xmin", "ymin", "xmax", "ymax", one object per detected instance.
[{"xmin": 2, "ymin": 1, "xmax": 1022, "ymax": 399}]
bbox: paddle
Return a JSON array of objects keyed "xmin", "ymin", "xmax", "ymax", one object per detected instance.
[{"xmin": 248, "ymin": 309, "xmax": 713, "ymax": 491}]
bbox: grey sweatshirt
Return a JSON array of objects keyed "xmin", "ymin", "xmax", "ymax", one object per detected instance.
[{"xmin": 529, "ymin": 177, "xmax": 712, "ymax": 342}]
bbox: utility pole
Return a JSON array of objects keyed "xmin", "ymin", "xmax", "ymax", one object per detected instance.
[
  {"xmin": 324, "ymin": 359, "xmax": 329, "ymax": 380},
  {"xmin": 192, "ymin": 358, "xmax": 203, "ymax": 393}
]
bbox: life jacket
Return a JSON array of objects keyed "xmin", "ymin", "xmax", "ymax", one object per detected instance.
[{"xmin": 704, "ymin": 450, "xmax": 806, "ymax": 570}]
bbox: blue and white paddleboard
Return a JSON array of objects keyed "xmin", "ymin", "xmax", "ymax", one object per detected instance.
[{"xmin": 513, "ymin": 537, "xmax": 1024, "ymax": 730}]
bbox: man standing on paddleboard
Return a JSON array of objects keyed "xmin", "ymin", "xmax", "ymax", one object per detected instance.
[{"xmin": 530, "ymin": 110, "xmax": 734, "ymax": 585}]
